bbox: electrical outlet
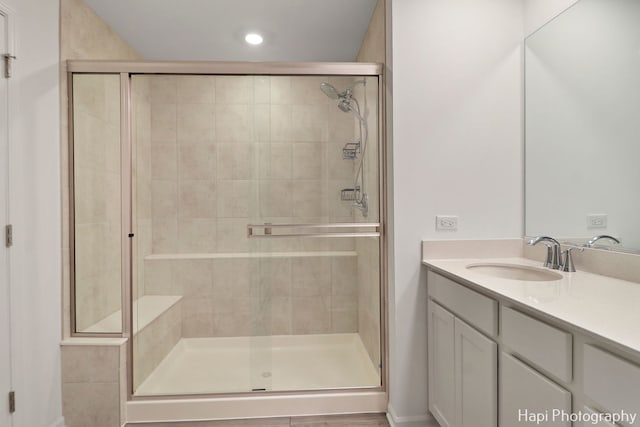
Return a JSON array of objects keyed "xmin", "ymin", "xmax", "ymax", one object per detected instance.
[
  {"xmin": 587, "ymin": 214, "xmax": 607, "ymax": 229},
  {"xmin": 436, "ymin": 215, "xmax": 458, "ymax": 231}
]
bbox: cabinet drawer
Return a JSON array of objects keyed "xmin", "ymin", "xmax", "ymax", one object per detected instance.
[
  {"xmin": 500, "ymin": 352, "xmax": 571, "ymax": 427},
  {"xmin": 584, "ymin": 345, "xmax": 640, "ymax": 422},
  {"xmin": 427, "ymin": 271, "xmax": 498, "ymax": 337},
  {"xmin": 501, "ymin": 306, "xmax": 572, "ymax": 382}
]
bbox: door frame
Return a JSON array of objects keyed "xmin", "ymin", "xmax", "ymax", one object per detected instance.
[{"xmin": 0, "ymin": 2, "xmax": 16, "ymax": 425}]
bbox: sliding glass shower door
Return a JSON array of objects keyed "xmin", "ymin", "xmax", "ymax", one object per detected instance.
[
  {"xmin": 80, "ymin": 69, "xmax": 384, "ymax": 397},
  {"xmin": 244, "ymin": 74, "xmax": 382, "ymax": 392}
]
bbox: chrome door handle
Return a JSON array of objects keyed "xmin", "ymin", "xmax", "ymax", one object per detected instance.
[{"xmin": 247, "ymin": 222, "xmax": 380, "ymax": 239}]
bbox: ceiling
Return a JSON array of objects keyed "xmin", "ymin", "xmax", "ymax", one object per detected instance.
[{"xmin": 84, "ymin": 0, "xmax": 379, "ymax": 62}]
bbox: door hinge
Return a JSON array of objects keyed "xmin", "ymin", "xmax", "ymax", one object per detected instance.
[
  {"xmin": 3, "ymin": 54, "xmax": 16, "ymax": 78},
  {"xmin": 8, "ymin": 391, "xmax": 15, "ymax": 413},
  {"xmin": 5, "ymin": 224, "xmax": 12, "ymax": 248}
]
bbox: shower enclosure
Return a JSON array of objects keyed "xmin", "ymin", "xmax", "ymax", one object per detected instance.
[{"xmin": 69, "ymin": 62, "xmax": 385, "ymax": 400}]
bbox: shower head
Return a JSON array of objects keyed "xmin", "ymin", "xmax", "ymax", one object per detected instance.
[
  {"xmin": 320, "ymin": 82, "xmax": 341, "ymax": 100},
  {"xmin": 338, "ymin": 99, "xmax": 366, "ymax": 123},
  {"xmin": 321, "ymin": 81, "xmax": 366, "ymax": 123},
  {"xmin": 321, "ymin": 80, "xmax": 367, "ymax": 100},
  {"xmin": 338, "ymin": 99, "xmax": 352, "ymax": 113}
]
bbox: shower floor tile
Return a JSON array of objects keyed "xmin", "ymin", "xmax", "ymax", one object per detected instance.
[{"xmin": 135, "ymin": 333, "xmax": 380, "ymax": 396}]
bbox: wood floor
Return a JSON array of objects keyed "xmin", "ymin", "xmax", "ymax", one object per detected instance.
[{"xmin": 127, "ymin": 413, "xmax": 390, "ymax": 427}]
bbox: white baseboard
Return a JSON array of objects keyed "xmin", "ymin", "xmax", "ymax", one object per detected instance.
[
  {"xmin": 48, "ymin": 416, "xmax": 65, "ymax": 427},
  {"xmin": 387, "ymin": 404, "xmax": 438, "ymax": 427}
]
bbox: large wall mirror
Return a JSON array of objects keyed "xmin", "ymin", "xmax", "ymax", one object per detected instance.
[{"xmin": 525, "ymin": 0, "xmax": 640, "ymax": 252}]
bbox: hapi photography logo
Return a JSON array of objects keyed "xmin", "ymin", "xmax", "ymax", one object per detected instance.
[{"xmin": 518, "ymin": 409, "xmax": 638, "ymax": 425}]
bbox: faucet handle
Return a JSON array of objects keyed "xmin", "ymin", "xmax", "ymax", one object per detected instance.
[{"xmin": 561, "ymin": 247, "xmax": 584, "ymax": 272}]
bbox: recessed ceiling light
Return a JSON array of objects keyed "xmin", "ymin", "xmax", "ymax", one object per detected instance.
[{"xmin": 245, "ymin": 33, "xmax": 263, "ymax": 45}]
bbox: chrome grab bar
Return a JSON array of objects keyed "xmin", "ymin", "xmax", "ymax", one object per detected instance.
[{"xmin": 247, "ymin": 222, "xmax": 381, "ymax": 239}]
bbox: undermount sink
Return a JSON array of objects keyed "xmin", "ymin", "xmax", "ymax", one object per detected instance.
[{"xmin": 466, "ymin": 263, "xmax": 563, "ymax": 282}]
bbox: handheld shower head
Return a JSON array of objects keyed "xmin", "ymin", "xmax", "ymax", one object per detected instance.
[
  {"xmin": 320, "ymin": 80, "xmax": 369, "ymax": 217},
  {"xmin": 338, "ymin": 99, "xmax": 352, "ymax": 113},
  {"xmin": 338, "ymin": 99, "xmax": 366, "ymax": 123}
]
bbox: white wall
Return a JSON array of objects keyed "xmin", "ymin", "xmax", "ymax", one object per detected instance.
[
  {"xmin": 524, "ymin": 0, "xmax": 579, "ymax": 36},
  {"xmin": 388, "ymin": 0, "xmax": 524, "ymax": 424},
  {"xmin": 3, "ymin": 0, "xmax": 62, "ymax": 426}
]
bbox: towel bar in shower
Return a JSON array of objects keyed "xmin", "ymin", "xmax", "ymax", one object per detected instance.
[{"xmin": 246, "ymin": 222, "xmax": 381, "ymax": 239}]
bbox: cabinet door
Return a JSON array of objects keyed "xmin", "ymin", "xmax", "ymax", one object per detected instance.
[
  {"xmin": 501, "ymin": 352, "xmax": 572, "ymax": 427},
  {"xmin": 454, "ymin": 318, "xmax": 497, "ymax": 427},
  {"xmin": 428, "ymin": 300, "xmax": 455, "ymax": 427}
]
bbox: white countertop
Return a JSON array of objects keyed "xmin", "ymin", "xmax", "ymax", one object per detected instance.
[{"xmin": 423, "ymin": 256, "xmax": 640, "ymax": 355}]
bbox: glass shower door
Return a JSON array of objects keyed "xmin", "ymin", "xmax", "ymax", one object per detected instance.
[
  {"xmin": 130, "ymin": 74, "xmax": 277, "ymax": 395},
  {"xmin": 71, "ymin": 74, "xmax": 123, "ymax": 335},
  {"xmin": 245, "ymin": 74, "xmax": 382, "ymax": 392},
  {"xmin": 129, "ymin": 71, "xmax": 382, "ymax": 396}
]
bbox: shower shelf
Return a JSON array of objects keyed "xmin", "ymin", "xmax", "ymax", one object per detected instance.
[
  {"xmin": 342, "ymin": 142, "xmax": 361, "ymax": 160},
  {"xmin": 341, "ymin": 186, "xmax": 360, "ymax": 202}
]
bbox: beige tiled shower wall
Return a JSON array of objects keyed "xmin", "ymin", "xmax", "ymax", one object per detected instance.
[
  {"xmin": 354, "ymin": 78, "xmax": 381, "ymax": 366},
  {"xmin": 144, "ymin": 255, "xmax": 357, "ymax": 337},
  {"xmin": 357, "ymin": 0, "xmax": 386, "ymax": 64},
  {"xmin": 356, "ymin": 0, "xmax": 385, "ymax": 372},
  {"xmin": 139, "ymin": 75, "xmax": 357, "ymax": 257},
  {"xmin": 132, "ymin": 77, "xmax": 152, "ymax": 302},
  {"xmin": 61, "ymin": 341, "xmax": 127, "ymax": 427},
  {"xmin": 61, "ymin": 0, "xmax": 142, "ymax": 334},
  {"xmin": 134, "ymin": 75, "xmax": 368, "ymax": 337},
  {"xmin": 72, "ymin": 74, "xmax": 123, "ymax": 331},
  {"xmin": 354, "ymin": 78, "xmax": 381, "ymax": 370},
  {"xmin": 356, "ymin": 238, "xmax": 381, "ymax": 370},
  {"xmin": 133, "ymin": 300, "xmax": 182, "ymax": 389}
]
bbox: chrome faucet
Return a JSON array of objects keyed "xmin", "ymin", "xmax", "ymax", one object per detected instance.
[
  {"xmin": 586, "ymin": 235, "xmax": 620, "ymax": 248},
  {"xmin": 529, "ymin": 236, "xmax": 584, "ymax": 272},
  {"xmin": 528, "ymin": 236, "xmax": 562, "ymax": 269}
]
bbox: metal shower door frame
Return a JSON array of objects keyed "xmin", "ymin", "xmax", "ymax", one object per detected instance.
[{"xmin": 66, "ymin": 60, "xmax": 388, "ymax": 403}]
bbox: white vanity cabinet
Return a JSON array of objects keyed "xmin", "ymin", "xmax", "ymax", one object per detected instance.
[
  {"xmin": 426, "ymin": 267, "xmax": 640, "ymax": 427},
  {"xmin": 499, "ymin": 306, "xmax": 573, "ymax": 426},
  {"xmin": 454, "ymin": 317, "xmax": 497, "ymax": 427},
  {"xmin": 428, "ymin": 300, "xmax": 455, "ymax": 427},
  {"xmin": 583, "ymin": 345, "xmax": 640, "ymax": 426},
  {"xmin": 425, "ymin": 260, "xmax": 640, "ymax": 427},
  {"xmin": 427, "ymin": 272, "xmax": 498, "ymax": 427},
  {"xmin": 500, "ymin": 352, "xmax": 571, "ymax": 427},
  {"xmin": 501, "ymin": 305, "xmax": 573, "ymax": 383}
]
